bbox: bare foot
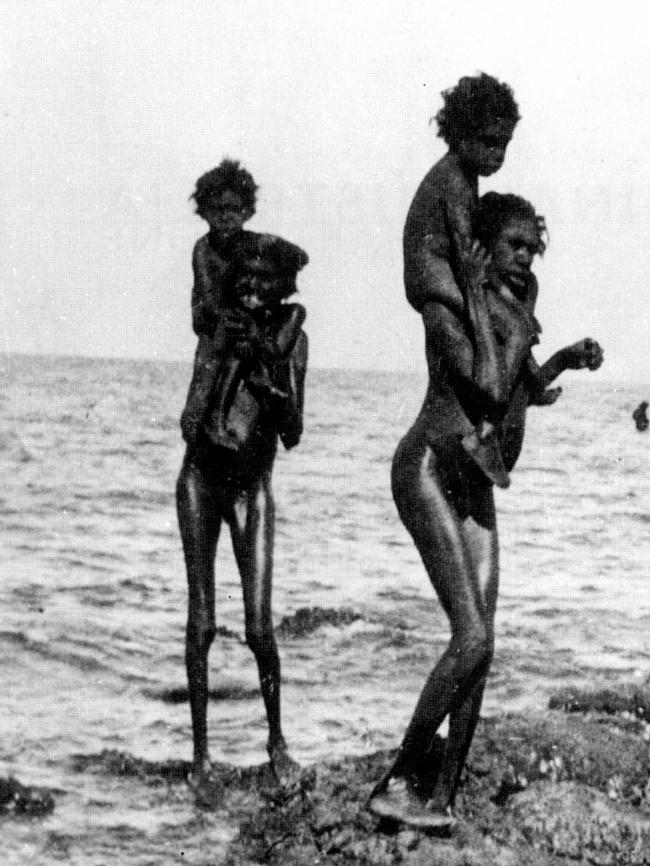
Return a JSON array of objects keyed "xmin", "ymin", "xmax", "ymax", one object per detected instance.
[
  {"xmin": 268, "ymin": 745, "xmax": 301, "ymax": 786},
  {"xmin": 368, "ymin": 777, "xmax": 456, "ymax": 834},
  {"xmin": 187, "ymin": 766, "xmax": 224, "ymax": 809}
]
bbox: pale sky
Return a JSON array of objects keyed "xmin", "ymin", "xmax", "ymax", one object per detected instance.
[{"xmin": 2, "ymin": 0, "xmax": 650, "ymax": 380}]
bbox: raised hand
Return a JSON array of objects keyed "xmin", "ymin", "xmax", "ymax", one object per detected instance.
[{"xmin": 564, "ymin": 338, "xmax": 604, "ymax": 371}]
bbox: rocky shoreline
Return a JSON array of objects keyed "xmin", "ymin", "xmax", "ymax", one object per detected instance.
[{"xmin": 5, "ymin": 682, "xmax": 650, "ymax": 864}]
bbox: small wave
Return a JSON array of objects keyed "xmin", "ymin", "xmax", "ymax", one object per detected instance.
[
  {"xmin": 0, "ymin": 429, "xmax": 32, "ymax": 463},
  {"xmin": 0, "ymin": 630, "xmax": 110, "ymax": 673}
]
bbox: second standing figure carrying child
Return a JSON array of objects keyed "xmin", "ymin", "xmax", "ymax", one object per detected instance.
[{"xmin": 180, "ymin": 159, "xmax": 308, "ymax": 454}]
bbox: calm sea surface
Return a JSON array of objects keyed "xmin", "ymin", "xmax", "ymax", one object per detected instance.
[{"xmin": 1, "ymin": 354, "xmax": 649, "ymax": 863}]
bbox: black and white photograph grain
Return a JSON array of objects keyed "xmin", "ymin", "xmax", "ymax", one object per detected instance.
[{"xmin": 2, "ymin": 2, "xmax": 650, "ymax": 863}]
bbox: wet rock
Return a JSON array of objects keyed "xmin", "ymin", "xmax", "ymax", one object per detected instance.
[
  {"xmin": 467, "ymin": 712, "xmax": 650, "ymax": 810},
  {"xmin": 549, "ymin": 683, "xmax": 650, "ymax": 721},
  {"xmin": 70, "ymin": 696, "xmax": 650, "ymax": 865},
  {"xmin": 276, "ymin": 606, "xmax": 362, "ymax": 638},
  {"xmin": 70, "ymin": 749, "xmax": 192, "ymax": 783},
  {"xmin": 0, "ymin": 776, "xmax": 55, "ymax": 816},
  {"xmin": 507, "ymin": 782, "xmax": 650, "ymax": 864}
]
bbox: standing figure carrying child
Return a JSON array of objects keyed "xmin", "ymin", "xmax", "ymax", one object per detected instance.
[
  {"xmin": 403, "ymin": 72, "xmax": 530, "ymax": 488},
  {"xmin": 369, "ymin": 189, "xmax": 602, "ymax": 830},
  {"xmin": 176, "ymin": 160, "xmax": 308, "ymax": 803},
  {"xmin": 181, "ymin": 161, "xmax": 307, "ymax": 453}
]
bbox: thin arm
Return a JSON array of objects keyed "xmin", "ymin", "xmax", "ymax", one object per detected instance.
[
  {"xmin": 255, "ymin": 304, "xmax": 306, "ymax": 364},
  {"xmin": 191, "ymin": 240, "xmax": 229, "ymax": 336}
]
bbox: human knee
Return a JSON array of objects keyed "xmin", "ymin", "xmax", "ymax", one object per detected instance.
[
  {"xmin": 186, "ymin": 617, "xmax": 216, "ymax": 653},
  {"xmin": 245, "ymin": 620, "xmax": 276, "ymax": 658},
  {"xmin": 455, "ymin": 622, "xmax": 493, "ymax": 672}
]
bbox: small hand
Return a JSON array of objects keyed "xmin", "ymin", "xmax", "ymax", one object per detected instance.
[
  {"xmin": 565, "ymin": 338, "xmax": 604, "ymax": 371},
  {"xmin": 454, "ymin": 233, "xmax": 491, "ymax": 295},
  {"xmin": 222, "ymin": 308, "xmax": 248, "ymax": 339},
  {"xmin": 223, "ymin": 308, "xmax": 260, "ymax": 344}
]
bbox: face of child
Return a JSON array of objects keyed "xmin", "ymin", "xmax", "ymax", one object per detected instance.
[
  {"xmin": 203, "ymin": 190, "xmax": 252, "ymax": 238},
  {"xmin": 458, "ymin": 121, "xmax": 515, "ymax": 177},
  {"xmin": 236, "ymin": 275, "xmax": 282, "ymax": 311},
  {"xmin": 489, "ymin": 217, "xmax": 539, "ymax": 295}
]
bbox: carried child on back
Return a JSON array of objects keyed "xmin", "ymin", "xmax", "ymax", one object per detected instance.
[
  {"xmin": 403, "ymin": 72, "xmax": 552, "ymax": 488},
  {"xmin": 180, "ymin": 159, "xmax": 308, "ymax": 452},
  {"xmin": 207, "ymin": 231, "xmax": 307, "ymax": 450}
]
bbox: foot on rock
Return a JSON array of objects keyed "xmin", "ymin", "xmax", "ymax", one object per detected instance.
[
  {"xmin": 368, "ymin": 777, "xmax": 456, "ymax": 834},
  {"xmin": 269, "ymin": 747, "xmax": 301, "ymax": 787},
  {"xmin": 187, "ymin": 770, "xmax": 224, "ymax": 809}
]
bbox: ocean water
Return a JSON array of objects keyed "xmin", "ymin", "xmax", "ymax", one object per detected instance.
[{"xmin": 1, "ymin": 353, "xmax": 649, "ymax": 864}]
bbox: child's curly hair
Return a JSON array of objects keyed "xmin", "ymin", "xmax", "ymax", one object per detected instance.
[
  {"xmin": 190, "ymin": 159, "xmax": 258, "ymax": 217},
  {"xmin": 435, "ymin": 73, "xmax": 520, "ymax": 147},
  {"xmin": 474, "ymin": 192, "xmax": 547, "ymax": 256}
]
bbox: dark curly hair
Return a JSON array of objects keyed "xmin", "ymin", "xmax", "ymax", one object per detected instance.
[
  {"xmin": 474, "ymin": 192, "xmax": 547, "ymax": 256},
  {"xmin": 435, "ymin": 73, "xmax": 520, "ymax": 147},
  {"xmin": 190, "ymin": 159, "xmax": 258, "ymax": 217}
]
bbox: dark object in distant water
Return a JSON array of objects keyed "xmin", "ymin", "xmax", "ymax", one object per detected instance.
[
  {"xmin": 632, "ymin": 401, "xmax": 649, "ymax": 432},
  {"xmin": 0, "ymin": 777, "xmax": 55, "ymax": 816}
]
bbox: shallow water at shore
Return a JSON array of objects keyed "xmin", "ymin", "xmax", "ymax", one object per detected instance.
[{"xmin": 1, "ymin": 354, "xmax": 649, "ymax": 863}]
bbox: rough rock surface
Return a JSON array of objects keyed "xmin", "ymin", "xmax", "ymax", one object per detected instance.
[
  {"xmin": 0, "ymin": 777, "xmax": 55, "ymax": 816},
  {"xmin": 63, "ymin": 683, "xmax": 650, "ymax": 864}
]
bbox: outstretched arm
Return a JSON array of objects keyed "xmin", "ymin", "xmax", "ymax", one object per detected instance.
[
  {"xmin": 527, "ymin": 339, "xmax": 603, "ymax": 406},
  {"xmin": 539, "ymin": 338, "xmax": 604, "ymax": 382}
]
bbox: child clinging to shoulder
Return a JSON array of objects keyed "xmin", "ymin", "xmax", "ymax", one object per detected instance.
[
  {"xmin": 180, "ymin": 159, "xmax": 258, "ymax": 448},
  {"xmin": 206, "ymin": 232, "xmax": 307, "ymax": 450},
  {"xmin": 402, "ymin": 72, "xmax": 526, "ymax": 487},
  {"xmin": 179, "ymin": 159, "xmax": 307, "ymax": 451}
]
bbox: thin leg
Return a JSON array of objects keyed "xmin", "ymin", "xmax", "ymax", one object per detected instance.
[
  {"xmin": 180, "ymin": 334, "xmax": 222, "ymax": 447},
  {"xmin": 387, "ymin": 446, "xmax": 497, "ymax": 792},
  {"xmin": 432, "ymin": 511, "xmax": 499, "ymax": 807},
  {"xmin": 228, "ymin": 472, "xmax": 296, "ymax": 780},
  {"xmin": 207, "ymin": 357, "xmax": 244, "ymax": 450},
  {"xmin": 176, "ymin": 455, "xmax": 221, "ymax": 780}
]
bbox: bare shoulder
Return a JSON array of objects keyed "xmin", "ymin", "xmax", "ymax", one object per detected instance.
[{"xmin": 192, "ymin": 233, "xmax": 211, "ymax": 260}]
